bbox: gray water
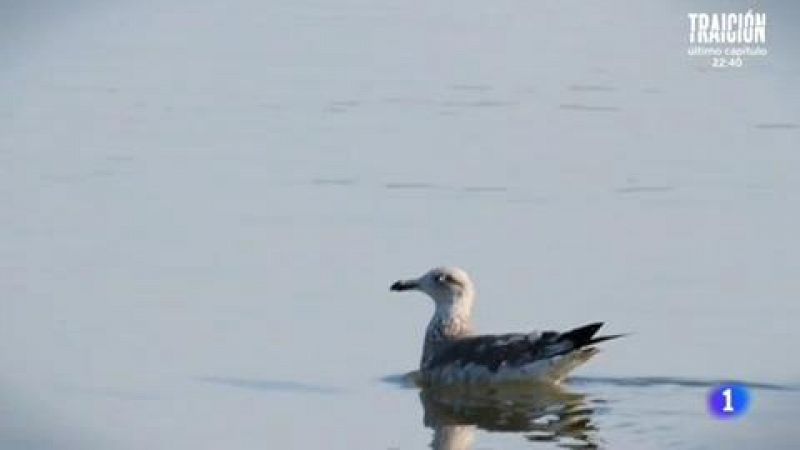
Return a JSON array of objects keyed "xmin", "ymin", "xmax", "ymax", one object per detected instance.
[{"xmin": 2, "ymin": 0, "xmax": 799, "ymax": 449}]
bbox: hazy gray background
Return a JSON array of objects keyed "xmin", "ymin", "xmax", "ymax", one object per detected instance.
[{"xmin": 2, "ymin": 0, "xmax": 799, "ymax": 448}]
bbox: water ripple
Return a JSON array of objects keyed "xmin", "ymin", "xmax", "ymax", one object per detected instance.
[
  {"xmin": 196, "ymin": 376, "xmax": 343, "ymax": 394},
  {"xmin": 754, "ymin": 122, "xmax": 799, "ymax": 130},
  {"xmin": 559, "ymin": 103, "xmax": 620, "ymax": 112},
  {"xmin": 569, "ymin": 375, "xmax": 797, "ymax": 391}
]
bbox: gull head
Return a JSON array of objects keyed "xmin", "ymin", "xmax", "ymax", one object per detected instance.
[{"xmin": 390, "ymin": 267, "xmax": 475, "ymax": 309}]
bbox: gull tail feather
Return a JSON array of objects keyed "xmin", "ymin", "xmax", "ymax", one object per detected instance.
[
  {"xmin": 588, "ymin": 333, "xmax": 627, "ymax": 345},
  {"xmin": 560, "ymin": 322, "xmax": 625, "ymax": 349}
]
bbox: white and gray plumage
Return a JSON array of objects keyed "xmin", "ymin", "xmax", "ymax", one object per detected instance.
[{"xmin": 390, "ymin": 267, "xmax": 623, "ymax": 385}]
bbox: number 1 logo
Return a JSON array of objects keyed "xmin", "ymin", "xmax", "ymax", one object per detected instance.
[
  {"xmin": 709, "ymin": 384, "xmax": 750, "ymax": 419},
  {"xmin": 721, "ymin": 387, "xmax": 734, "ymax": 412}
]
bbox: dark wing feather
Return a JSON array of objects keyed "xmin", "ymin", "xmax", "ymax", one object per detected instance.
[{"xmin": 426, "ymin": 322, "xmax": 621, "ymax": 372}]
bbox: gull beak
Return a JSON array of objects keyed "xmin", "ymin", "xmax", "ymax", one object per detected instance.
[{"xmin": 390, "ymin": 279, "xmax": 419, "ymax": 292}]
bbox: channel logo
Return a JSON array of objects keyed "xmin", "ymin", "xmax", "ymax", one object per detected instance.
[{"xmin": 708, "ymin": 384, "xmax": 750, "ymax": 419}]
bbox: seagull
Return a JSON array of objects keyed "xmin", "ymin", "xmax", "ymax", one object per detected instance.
[{"xmin": 390, "ymin": 267, "xmax": 623, "ymax": 385}]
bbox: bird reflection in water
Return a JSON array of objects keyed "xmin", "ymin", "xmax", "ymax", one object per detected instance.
[{"xmin": 419, "ymin": 381, "xmax": 599, "ymax": 449}]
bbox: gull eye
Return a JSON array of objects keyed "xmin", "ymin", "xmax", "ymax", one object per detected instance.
[{"xmin": 435, "ymin": 273, "xmax": 456, "ymax": 285}]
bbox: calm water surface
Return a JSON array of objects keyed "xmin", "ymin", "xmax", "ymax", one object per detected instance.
[{"xmin": 2, "ymin": 0, "xmax": 799, "ymax": 449}]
